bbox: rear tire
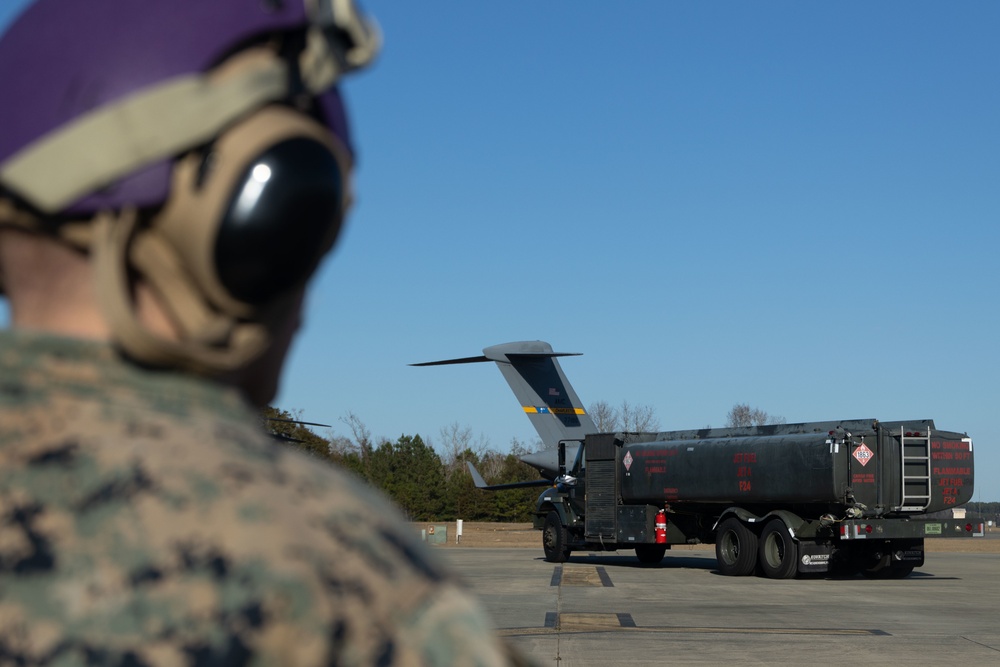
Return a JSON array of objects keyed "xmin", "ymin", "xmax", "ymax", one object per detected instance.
[
  {"xmin": 715, "ymin": 517, "xmax": 758, "ymax": 576},
  {"xmin": 542, "ymin": 511, "xmax": 571, "ymax": 563},
  {"xmin": 635, "ymin": 544, "xmax": 667, "ymax": 565},
  {"xmin": 758, "ymin": 520, "xmax": 798, "ymax": 579}
]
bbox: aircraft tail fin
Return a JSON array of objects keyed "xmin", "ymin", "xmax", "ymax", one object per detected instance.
[{"xmin": 413, "ymin": 341, "xmax": 597, "ymax": 449}]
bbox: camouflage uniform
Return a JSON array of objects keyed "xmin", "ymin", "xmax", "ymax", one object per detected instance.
[{"xmin": 0, "ymin": 330, "xmax": 527, "ymax": 666}]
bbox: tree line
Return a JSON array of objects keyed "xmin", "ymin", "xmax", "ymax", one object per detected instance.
[
  {"xmin": 270, "ymin": 402, "xmax": 1000, "ymax": 524},
  {"xmin": 263, "ymin": 400, "xmax": 789, "ymax": 522},
  {"xmin": 963, "ymin": 502, "xmax": 1000, "ymax": 526},
  {"xmin": 263, "ymin": 407, "xmax": 541, "ymax": 522}
]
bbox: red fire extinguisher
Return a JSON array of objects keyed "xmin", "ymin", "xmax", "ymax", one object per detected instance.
[{"xmin": 655, "ymin": 509, "xmax": 668, "ymax": 544}]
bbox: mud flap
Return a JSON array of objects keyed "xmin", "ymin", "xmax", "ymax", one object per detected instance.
[
  {"xmin": 797, "ymin": 541, "xmax": 833, "ymax": 574},
  {"xmin": 890, "ymin": 539, "xmax": 925, "ymax": 567}
]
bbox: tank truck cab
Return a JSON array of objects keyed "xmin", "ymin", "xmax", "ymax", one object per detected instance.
[{"xmin": 533, "ymin": 438, "xmax": 585, "ymax": 563}]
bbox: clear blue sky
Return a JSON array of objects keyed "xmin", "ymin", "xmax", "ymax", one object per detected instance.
[{"xmin": 3, "ymin": 2, "xmax": 998, "ymax": 500}]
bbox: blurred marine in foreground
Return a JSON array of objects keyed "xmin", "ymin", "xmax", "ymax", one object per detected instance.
[{"xmin": 0, "ymin": 1, "xmax": 527, "ymax": 664}]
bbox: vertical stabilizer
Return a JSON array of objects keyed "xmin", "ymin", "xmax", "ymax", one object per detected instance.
[
  {"xmin": 412, "ymin": 340, "xmax": 596, "ymax": 449},
  {"xmin": 482, "ymin": 342, "xmax": 596, "ymax": 448}
]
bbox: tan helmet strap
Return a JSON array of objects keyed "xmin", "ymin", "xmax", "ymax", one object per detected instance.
[
  {"xmin": 0, "ymin": 198, "xmax": 44, "ymax": 233},
  {"xmin": 0, "ymin": 199, "xmax": 95, "ymax": 249},
  {"xmin": 91, "ymin": 208, "xmax": 270, "ymax": 374},
  {"xmin": 129, "ymin": 229, "xmax": 235, "ymax": 344},
  {"xmin": 1, "ymin": 51, "xmax": 289, "ymax": 215}
]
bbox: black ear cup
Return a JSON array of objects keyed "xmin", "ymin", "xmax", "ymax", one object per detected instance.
[{"xmin": 214, "ymin": 137, "xmax": 343, "ymax": 303}]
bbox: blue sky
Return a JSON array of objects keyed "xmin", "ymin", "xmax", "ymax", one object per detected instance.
[{"xmin": 2, "ymin": 2, "xmax": 998, "ymax": 500}]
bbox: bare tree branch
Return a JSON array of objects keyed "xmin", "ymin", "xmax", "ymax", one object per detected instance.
[
  {"xmin": 589, "ymin": 400, "xmax": 618, "ymax": 433},
  {"xmin": 588, "ymin": 400, "xmax": 660, "ymax": 433},
  {"xmin": 726, "ymin": 403, "xmax": 785, "ymax": 428}
]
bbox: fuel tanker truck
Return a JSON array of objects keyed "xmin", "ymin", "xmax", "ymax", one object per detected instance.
[{"xmin": 416, "ymin": 341, "xmax": 984, "ymax": 579}]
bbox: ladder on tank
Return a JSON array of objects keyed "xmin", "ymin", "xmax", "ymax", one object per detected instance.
[{"xmin": 899, "ymin": 427, "xmax": 932, "ymax": 512}]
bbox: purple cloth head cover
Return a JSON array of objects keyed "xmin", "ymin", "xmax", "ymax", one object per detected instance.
[{"xmin": 0, "ymin": 0, "xmax": 354, "ymax": 214}]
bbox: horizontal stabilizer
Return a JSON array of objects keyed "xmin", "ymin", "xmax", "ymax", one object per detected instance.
[
  {"xmin": 266, "ymin": 418, "xmax": 332, "ymax": 428},
  {"xmin": 410, "ymin": 355, "xmax": 490, "ymax": 367},
  {"xmin": 415, "ymin": 341, "xmax": 597, "ymax": 449},
  {"xmin": 411, "ymin": 341, "xmax": 583, "ymax": 368},
  {"xmin": 465, "ymin": 462, "xmax": 552, "ymax": 491}
]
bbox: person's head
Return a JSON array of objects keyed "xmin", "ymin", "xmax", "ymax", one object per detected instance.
[{"xmin": 0, "ymin": 0, "xmax": 379, "ymax": 404}]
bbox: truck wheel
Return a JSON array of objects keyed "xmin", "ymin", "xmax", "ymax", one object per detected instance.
[
  {"xmin": 635, "ymin": 544, "xmax": 667, "ymax": 565},
  {"xmin": 715, "ymin": 517, "xmax": 758, "ymax": 576},
  {"xmin": 542, "ymin": 511, "xmax": 571, "ymax": 563},
  {"xmin": 758, "ymin": 520, "xmax": 798, "ymax": 579}
]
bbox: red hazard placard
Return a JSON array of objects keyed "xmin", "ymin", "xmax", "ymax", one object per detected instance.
[
  {"xmin": 853, "ymin": 444, "xmax": 874, "ymax": 467},
  {"xmin": 623, "ymin": 450, "xmax": 633, "ymax": 471}
]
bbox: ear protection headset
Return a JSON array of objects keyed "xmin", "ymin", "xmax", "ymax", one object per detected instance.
[
  {"xmin": 0, "ymin": 0, "xmax": 379, "ymax": 375},
  {"xmin": 89, "ymin": 102, "xmax": 352, "ymax": 372}
]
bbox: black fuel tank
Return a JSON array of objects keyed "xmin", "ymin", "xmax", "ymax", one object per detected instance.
[
  {"xmin": 597, "ymin": 419, "xmax": 973, "ymax": 514},
  {"xmin": 619, "ymin": 434, "xmax": 842, "ymax": 506}
]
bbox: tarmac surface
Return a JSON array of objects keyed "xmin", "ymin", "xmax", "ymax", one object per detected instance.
[{"xmin": 440, "ymin": 539, "xmax": 1000, "ymax": 666}]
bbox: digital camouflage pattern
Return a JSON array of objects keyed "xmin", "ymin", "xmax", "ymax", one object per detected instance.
[{"xmin": 0, "ymin": 331, "xmax": 529, "ymax": 666}]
